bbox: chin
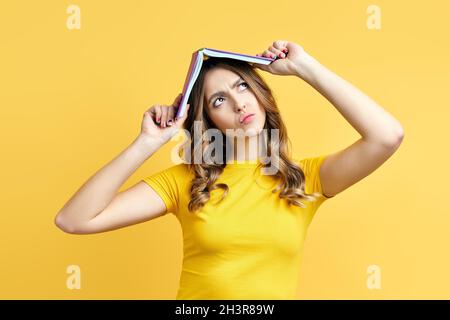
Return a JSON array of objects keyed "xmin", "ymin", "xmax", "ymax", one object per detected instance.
[
  {"xmin": 243, "ymin": 126, "xmax": 263, "ymax": 137},
  {"xmin": 226, "ymin": 125, "xmax": 264, "ymax": 138},
  {"xmin": 242, "ymin": 116, "xmax": 265, "ymax": 137},
  {"xmin": 246, "ymin": 116, "xmax": 266, "ymax": 136},
  {"xmin": 221, "ymin": 114, "xmax": 266, "ymax": 138}
]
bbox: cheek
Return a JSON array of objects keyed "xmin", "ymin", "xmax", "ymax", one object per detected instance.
[
  {"xmin": 257, "ymin": 104, "xmax": 266, "ymax": 118},
  {"xmin": 217, "ymin": 115, "xmax": 235, "ymax": 130},
  {"xmin": 207, "ymin": 112, "xmax": 228, "ymax": 130}
]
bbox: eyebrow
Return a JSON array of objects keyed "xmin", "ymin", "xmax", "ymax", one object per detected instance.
[{"xmin": 207, "ymin": 77, "xmax": 243, "ymax": 106}]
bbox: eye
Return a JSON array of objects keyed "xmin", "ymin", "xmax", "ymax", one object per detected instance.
[
  {"xmin": 240, "ymin": 82, "xmax": 249, "ymax": 89},
  {"xmin": 212, "ymin": 82, "xmax": 249, "ymax": 108},
  {"xmin": 213, "ymin": 97, "xmax": 225, "ymax": 108}
]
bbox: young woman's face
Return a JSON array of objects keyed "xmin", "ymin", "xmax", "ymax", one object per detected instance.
[{"xmin": 203, "ymin": 68, "xmax": 266, "ymax": 137}]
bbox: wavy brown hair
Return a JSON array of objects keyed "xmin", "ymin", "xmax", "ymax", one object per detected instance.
[{"xmin": 177, "ymin": 57, "xmax": 322, "ymax": 213}]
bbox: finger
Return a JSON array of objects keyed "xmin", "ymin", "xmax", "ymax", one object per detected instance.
[
  {"xmin": 252, "ymin": 53, "xmax": 270, "ymax": 70},
  {"xmin": 148, "ymin": 107, "xmax": 156, "ymax": 117},
  {"xmin": 146, "ymin": 106, "xmax": 156, "ymax": 121},
  {"xmin": 273, "ymin": 40, "xmax": 289, "ymax": 52},
  {"xmin": 275, "ymin": 40, "xmax": 290, "ymax": 56},
  {"xmin": 269, "ymin": 45, "xmax": 285, "ymax": 59},
  {"xmin": 146, "ymin": 105, "xmax": 161, "ymax": 124},
  {"xmin": 169, "ymin": 93, "xmax": 183, "ymax": 126},
  {"xmin": 174, "ymin": 104, "xmax": 190, "ymax": 128},
  {"xmin": 152, "ymin": 105, "xmax": 162, "ymax": 125},
  {"xmin": 262, "ymin": 50, "xmax": 275, "ymax": 59},
  {"xmin": 167, "ymin": 106, "xmax": 175, "ymax": 126},
  {"xmin": 255, "ymin": 53, "xmax": 268, "ymax": 61},
  {"xmin": 160, "ymin": 106, "xmax": 169, "ymax": 128}
]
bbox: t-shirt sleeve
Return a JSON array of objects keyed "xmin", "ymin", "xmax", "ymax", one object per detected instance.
[
  {"xmin": 141, "ymin": 164, "xmax": 188, "ymax": 217},
  {"xmin": 299, "ymin": 154, "xmax": 334, "ymax": 200},
  {"xmin": 296, "ymin": 154, "xmax": 334, "ymax": 220}
]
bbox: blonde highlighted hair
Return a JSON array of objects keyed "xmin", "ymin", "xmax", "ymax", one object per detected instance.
[{"xmin": 177, "ymin": 57, "xmax": 322, "ymax": 213}]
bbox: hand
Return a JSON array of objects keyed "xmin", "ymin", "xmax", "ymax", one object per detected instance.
[
  {"xmin": 251, "ymin": 40, "xmax": 310, "ymax": 77},
  {"xmin": 139, "ymin": 93, "xmax": 190, "ymax": 146}
]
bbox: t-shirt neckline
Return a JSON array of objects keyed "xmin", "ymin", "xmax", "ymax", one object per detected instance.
[{"xmin": 224, "ymin": 158, "xmax": 263, "ymax": 168}]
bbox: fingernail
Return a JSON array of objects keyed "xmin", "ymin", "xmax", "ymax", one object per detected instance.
[
  {"xmin": 282, "ymin": 49, "xmax": 288, "ymax": 53},
  {"xmin": 167, "ymin": 119, "xmax": 173, "ymax": 126},
  {"xmin": 279, "ymin": 53, "xmax": 285, "ymax": 58}
]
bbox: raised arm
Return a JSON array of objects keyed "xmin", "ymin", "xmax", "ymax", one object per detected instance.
[
  {"xmin": 255, "ymin": 40, "xmax": 404, "ymax": 198},
  {"xmin": 54, "ymin": 94, "xmax": 190, "ymax": 234},
  {"xmin": 290, "ymin": 46, "xmax": 404, "ymax": 197}
]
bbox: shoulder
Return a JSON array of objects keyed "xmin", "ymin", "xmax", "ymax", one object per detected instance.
[
  {"xmin": 162, "ymin": 162, "xmax": 193, "ymax": 175},
  {"xmin": 292, "ymin": 154, "xmax": 328, "ymax": 172},
  {"xmin": 142, "ymin": 162, "xmax": 194, "ymax": 185},
  {"xmin": 292, "ymin": 154, "xmax": 329, "ymax": 196}
]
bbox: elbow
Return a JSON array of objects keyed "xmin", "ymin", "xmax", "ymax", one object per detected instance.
[
  {"xmin": 391, "ymin": 124, "xmax": 405, "ymax": 147},
  {"xmin": 54, "ymin": 214, "xmax": 78, "ymax": 234},
  {"xmin": 382, "ymin": 123, "xmax": 405, "ymax": 149}
]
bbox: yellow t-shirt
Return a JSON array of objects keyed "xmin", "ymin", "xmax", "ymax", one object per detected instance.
[{"xmin": 141, "ymin": 155, "xmax": 333, "ymax": 300}]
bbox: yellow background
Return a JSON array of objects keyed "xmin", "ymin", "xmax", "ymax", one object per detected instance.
[{"xmin": 1, "ymin": 0, "xmax": 448, "ymax": 299}]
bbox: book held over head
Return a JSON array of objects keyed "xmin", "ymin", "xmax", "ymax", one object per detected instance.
[{"xmin": 175, "ymin": 48, "xmax": 276, "ymax": 120}]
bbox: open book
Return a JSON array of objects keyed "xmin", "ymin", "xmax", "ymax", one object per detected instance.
[{"xmin": 175, "ymin": 47, "xmax": 275, "ymax": 120}]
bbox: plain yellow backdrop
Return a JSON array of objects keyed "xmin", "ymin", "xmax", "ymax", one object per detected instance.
[{"xmin": 0, "ymin": 0, "xmax": 448, "ymax": 299}]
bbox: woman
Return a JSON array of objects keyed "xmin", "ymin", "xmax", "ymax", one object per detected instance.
[{"xmin": 55, "ymin": 40, "xmax": 404, "ymax": 299}]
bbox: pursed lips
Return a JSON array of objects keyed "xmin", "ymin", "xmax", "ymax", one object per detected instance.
[{"xmin": 240, "ymin": 113, "xmax": 255, "ymax": 123}]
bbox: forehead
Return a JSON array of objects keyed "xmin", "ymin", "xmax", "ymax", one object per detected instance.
[{"xmin": 204, "ymin": 68, "xmax": 240, "ymax": 93}]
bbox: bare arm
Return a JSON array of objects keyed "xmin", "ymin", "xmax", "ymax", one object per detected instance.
[
  {"xmin": 55, "ymin": 93, "xmax": 190, "ymax": 234},
  {"xmin": 293, "ymin": 50, "xmax": 404, "ymax": 197},
  {"xmin": 255, "ymin": 40, "xmax": 404, "ymax": 198},
  {"xmin": 55, "ymin": 135, "xmax": 160, "ymax": 233}
]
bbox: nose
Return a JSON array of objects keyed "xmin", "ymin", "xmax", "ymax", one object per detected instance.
[
  {"xmin": 234, "ymin": 102, "xmax": 247, "ymax": 113},
  {"xmin": 230, "ymin": 92, "xmax": 247, "ymax": 113}
]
